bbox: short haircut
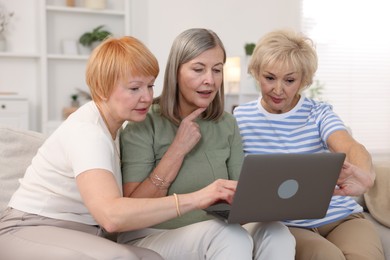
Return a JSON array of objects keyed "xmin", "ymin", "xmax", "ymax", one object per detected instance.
[
  {"xmin": 86, "ymin": 36, "xmax": 159, "ymax": 103},
  {"xmin": 249, "ymin": 29, "xmax": 318, "ymax": 91}
]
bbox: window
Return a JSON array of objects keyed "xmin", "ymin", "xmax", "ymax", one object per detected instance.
[{"xmin": 301, "ymin": 0, "xmax": 390, "ymax": 156}]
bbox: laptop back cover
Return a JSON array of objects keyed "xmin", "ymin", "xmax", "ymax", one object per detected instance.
[{"xmin": 227, "ymin": 153, "xmax": 345, "ymax": 224}]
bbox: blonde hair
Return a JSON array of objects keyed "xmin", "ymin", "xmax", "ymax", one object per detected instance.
[
  {"xmin": 249, "ymin": 29, "xmax": 318, "ymax": 91},
  {"xmin": 156, "ymin": 28, "xmax": 226, "ymax": 125},
  {"xmin": 85, "ymin": 36, "xmax": 159, "ymax": 103}
]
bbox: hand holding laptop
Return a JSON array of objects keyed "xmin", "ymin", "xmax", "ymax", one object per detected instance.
[{"xmin": 335, "ymin": 161, "xmax": 375, "ymax": 196}]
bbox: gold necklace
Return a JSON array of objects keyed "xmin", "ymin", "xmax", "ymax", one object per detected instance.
[{"xmin": 96, "ymin": 103, "xmax": 121, "ymax": 163}]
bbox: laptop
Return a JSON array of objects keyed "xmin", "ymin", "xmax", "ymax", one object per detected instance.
[{"xmin": 204, "ymin": 153, "xmax": 346, "ymax": 224}]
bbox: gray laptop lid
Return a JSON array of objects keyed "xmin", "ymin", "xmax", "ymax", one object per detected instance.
[{"xmin": 205, "ymin": 153, "xmax": 345, "ymax": 224}]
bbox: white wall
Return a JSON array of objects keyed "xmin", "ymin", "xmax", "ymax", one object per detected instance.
[
  {"xmin": 0, "ymin": 0, "xmax": 301, "ymax": 131},
  {"xmin": 130, "ymin": 0, "xmax": 301, "ymax": 95}
]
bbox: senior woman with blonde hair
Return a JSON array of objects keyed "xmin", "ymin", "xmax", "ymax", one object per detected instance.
[{"xmin": 234, "ymin": 29, "xmax": 384, "ymax": 260}]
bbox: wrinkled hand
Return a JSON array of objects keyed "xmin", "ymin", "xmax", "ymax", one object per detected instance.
[
  {"xmin": 193, "ymin": 179, "xmax": 238, "ymax": 209},
  {"xmin": 171, "ymin": 107, "xmax": 205, "ymax": 156},
  {"xmin": 334, "ymin": 161, "xmax": 374, "ymax": 196}
]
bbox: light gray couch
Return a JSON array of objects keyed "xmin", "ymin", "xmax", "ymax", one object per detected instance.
[
  {"xmin": 0, "ymin": 127, "xmax": 46, "ymax": 211},
  {"xmin": 0, "ymin": 126, "xmax": 389, "ymax": 258}
]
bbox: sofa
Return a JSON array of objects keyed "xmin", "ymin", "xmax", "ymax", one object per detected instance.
[{"xmin": 1, "ymin": 126, "xmax": 389, "ymax": 258}]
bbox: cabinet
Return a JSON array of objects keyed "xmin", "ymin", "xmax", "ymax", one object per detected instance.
[
  {"xmin": 0, "ymin": 0, "xmax": 130, "ymax": 134},
  {"xmin": 0, "ymin": 97, "xmax": 29, "ymax": 130}
]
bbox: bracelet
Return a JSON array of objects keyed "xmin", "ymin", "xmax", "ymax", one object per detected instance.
[
  {"xmin": 173, "ymin": 193, "xmax": 181, "ymax": 217},
  {"xmin": 149, "ymin": 173, "xmax": 171, "ymax": 189}
]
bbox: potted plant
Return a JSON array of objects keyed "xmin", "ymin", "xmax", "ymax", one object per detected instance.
[
  {"xmin": 0, "ymin": 8, "xmax": 14, "ymax": 51},
  {"xmin": 243, "ymin": 42, "xmax": 258, "ymax": 92},
  {"xmin": 79, "ymin": 25, "xmax": 112, "ymax": 49},
  {"xmin": 244, "ymin": 42, "xmax": 256, "ymax": 56},
  {"xmin": 70, "ymin": 93, "xmax": 79, "ymax": 107}
]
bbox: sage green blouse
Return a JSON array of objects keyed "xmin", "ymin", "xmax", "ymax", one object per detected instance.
[{"xmin": 120, "ymin": 104, "xmax": 244, "ymax": 229}]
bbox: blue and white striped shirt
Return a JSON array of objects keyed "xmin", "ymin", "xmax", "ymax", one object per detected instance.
[{"xmin": 233, "ymin": 96, "xmax": 363, "ymax": 228}]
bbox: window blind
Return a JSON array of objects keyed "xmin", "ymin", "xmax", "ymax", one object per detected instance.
[{"xmin": 301, "ymin": 0, "xmax": 390, "ymax": 155}]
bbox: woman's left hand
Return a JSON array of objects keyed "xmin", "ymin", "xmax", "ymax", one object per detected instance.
[{"xmin": 334, "ymin": 161, "xmax": 375, "ymax": 196}]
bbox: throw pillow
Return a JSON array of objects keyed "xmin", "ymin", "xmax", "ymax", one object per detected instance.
[{"xmin": 0, "ymin": 127, "xmax": 45, "ymax": 213}]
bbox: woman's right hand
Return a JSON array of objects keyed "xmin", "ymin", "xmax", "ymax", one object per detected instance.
[
  {"xmin": 192, "ymin": 179, "xmax": 238, "ymax": 209},
  {"xmin": 171, "ymin": 107, "xmax": 206, "ymax": 156}
]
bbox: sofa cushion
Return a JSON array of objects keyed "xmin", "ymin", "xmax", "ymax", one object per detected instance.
[
  {"xmin": 364, "ymin": 212, "xmax": 390, "ymax": 260},
  {"xmin": 0, "ymin": 127, "xmax": 45, "ymax": 213},
  {"xmin": 364, "ymin": 163, "xmax": 390, "ymax": 228}
]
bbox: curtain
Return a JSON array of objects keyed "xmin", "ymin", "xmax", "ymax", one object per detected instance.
[{"xmin": 301, "ymin": 0, "xmax": 390, "ymax": 156}]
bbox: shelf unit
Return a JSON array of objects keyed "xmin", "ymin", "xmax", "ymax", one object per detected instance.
[
  {"xmin": 0, "ymin": 0, "xmax": 130, "ymax": 134},
  {"xmin": 0, "ymin": 0, "xmax": 40, "ymax": 129},
  {"xmin": 0, "ymin": 53, "xmax": 40, "ymax": 130},
  {"xmin": 41, "ymin": 0, "xmax": 130, "ymax": 134}
]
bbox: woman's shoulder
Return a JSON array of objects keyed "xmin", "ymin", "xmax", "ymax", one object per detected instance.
[
  {"xmin": 59, "ymin": 102, "xmax": 104, "ymax": 137},
  {"xmin": 217, "ymin": 111, "xmax": 239, "ymax": 127},
  {"xmin": 302, "ymin": 96, "xmax": 333, "ymax": 112},
  {"xmin": 233, "ymin": 100, "xmax": 258, "ymax": 112}
]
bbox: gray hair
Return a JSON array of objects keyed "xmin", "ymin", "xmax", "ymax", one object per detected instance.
[{"xmin": 156, "ymin": 28, "xmax": 226, "ymax": 125}]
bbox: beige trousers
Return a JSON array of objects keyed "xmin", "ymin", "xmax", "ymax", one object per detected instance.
[
  {"xmin": 0, "ymin": 208, "xmax": 163, "ymax": 260},
  {"xmin": 289, "ymin": 213, "xmax": 385, "ymax": 260}
]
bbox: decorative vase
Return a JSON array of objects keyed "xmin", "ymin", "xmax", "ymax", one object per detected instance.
[
  {"xmin": 84, "ymin": 0, "xmax": 106, "ymax": 9},
  {"xmin": 91, "ymin": 41, "xmax": 102, "ymax": 50},
  {"xmin": 71, "ymin": 99, "xmax": 80, "ymax": 108},
  {"xmin": 78, "ymin": 43, "xmax": 91, "ymax": 55},
  {"xmin": 0, "ymin": 33, "xmax": 7, "ymax": 52},
  {"xmin": 66, "ymin": 0, "xmax": 75, "ymax": 7}
]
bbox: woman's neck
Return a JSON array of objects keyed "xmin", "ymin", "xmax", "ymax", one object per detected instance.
[{"xmin": 96, "ymin": 102, "xmax": 120, "ymax": 140}]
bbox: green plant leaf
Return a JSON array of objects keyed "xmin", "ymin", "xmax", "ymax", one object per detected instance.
[{"xmin": 78, "ymin": 25, "xmax": 112, "ymax": 47}]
